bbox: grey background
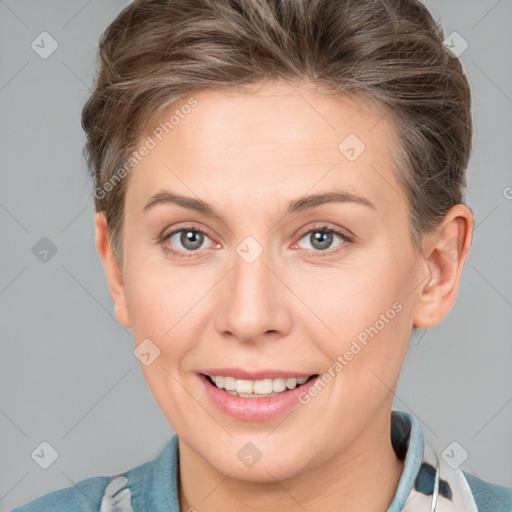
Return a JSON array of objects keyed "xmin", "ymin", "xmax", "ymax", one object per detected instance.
[{"xmin": 0, "ymin": 0, "xmax": 511, "ymax": 508}]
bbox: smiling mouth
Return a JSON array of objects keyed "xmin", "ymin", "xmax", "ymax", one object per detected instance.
[{"xmin": 202, "ymin": 373, "xmax": 319, "ymax": 398}]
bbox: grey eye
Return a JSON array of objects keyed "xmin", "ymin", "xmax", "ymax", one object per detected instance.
[
  {"xmin": 169, "ymin": 229, "xmax": 209, "ymax": 251},
  {"xmin": 311, "ymin": 231, "xmax": 333, "ymax": 250},
  {"xmin": 298, "ymin": 229, "xmax": 345, "ymax": 251}
]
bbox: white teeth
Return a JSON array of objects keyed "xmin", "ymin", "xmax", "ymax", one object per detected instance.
[
  {"xmin": 286, "ymin": 378, "xmax": 298, "ymax": 389},
  {"xmin": 223, "ymin": 376, "xmax": 236, "ymax": 391},
  {"xmin": 236, "ymin": 379, "xmax": 254, "ymax": 394},
  {"xmin": 272, "ymin": 379, "xmax": 287, "ymax": 392},
  {"xmin": 207, "ymin": 374, "xmax": 313, "ymax": 395},
  {"xmin": 252, "ymin": 379, "xmax": 273, "ymax": 394}
]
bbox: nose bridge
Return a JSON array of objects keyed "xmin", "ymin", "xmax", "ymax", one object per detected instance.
[
  {"xmin": 233, "ymin": 242, "xmax": 275, "ymax": 315},
  {"xmin": 217, "ymin": 237, "xmax": 288, "ymax": 340}
]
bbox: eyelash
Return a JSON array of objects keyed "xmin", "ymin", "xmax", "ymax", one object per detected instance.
[{"xmin": 159, "ymin": 223, "xmax": 353, "ymax": 259}]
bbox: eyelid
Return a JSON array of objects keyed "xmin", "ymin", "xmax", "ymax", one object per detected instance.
[
  {"xmin": 162, "ymin": 222, "xmax": 210, "ymax": 240},
  {"xmin": 295, "ymin": 222, "xmax": 354, "ymax": 242}
]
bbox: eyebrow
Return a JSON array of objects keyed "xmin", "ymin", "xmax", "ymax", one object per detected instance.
[{"xmin": 143, "ymin": 189, "xmax": 376, "ymax": 217}]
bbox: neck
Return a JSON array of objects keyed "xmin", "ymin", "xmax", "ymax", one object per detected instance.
[{"xmin": 178, "ymin": 403, "xmax": 404, "ymax": 512}]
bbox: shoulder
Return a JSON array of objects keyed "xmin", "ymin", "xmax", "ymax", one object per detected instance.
[
  {"xmin": 9, "ymin": 435, "xmax": 180, "ymax": 512},
  {"xmin": 9, "ymin": 475, "xmax": 111, "ymax": 512},
  {"xmin": 10, "ymin": 472, "xmax": 148, "ymax": 512},
  {"xmin": 463, "ymin": 470, "xmax": 512, "ymax": 512}
]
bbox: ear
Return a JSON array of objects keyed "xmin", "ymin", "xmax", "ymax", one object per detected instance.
[
  {"xmin": 412, "ymin": 204, "xmax": 473, "ymax": 329},
  {"xmin": 94, "ymin": 212, "xmax": 131, "ymax": 328}
]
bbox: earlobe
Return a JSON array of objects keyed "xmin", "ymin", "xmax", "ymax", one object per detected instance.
[
  {"xmin": 412, "ymin": 204, "xmax": 473, "ymax": 330},
  {"xmin": 94, "ymin": 212, "xmax": 131, "ymax": 328}
]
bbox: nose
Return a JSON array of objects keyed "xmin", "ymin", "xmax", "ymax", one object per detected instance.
[{"xmin": 215, "ymin": 247, "xmax": 293, "ymax": 344}]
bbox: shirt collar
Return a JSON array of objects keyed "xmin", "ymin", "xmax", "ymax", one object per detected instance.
[
  {"xmin": 388, "ymin": 410, "xmax": 478, "ymax": 512},
  {"xmin": 103, "ymin": 409, "xmax": 478, "ymax": 511}
]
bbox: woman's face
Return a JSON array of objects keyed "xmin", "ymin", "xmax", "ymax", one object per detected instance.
[{"xmin": 113, "ymin": 81, "xmax": 429, "ymax": 480}]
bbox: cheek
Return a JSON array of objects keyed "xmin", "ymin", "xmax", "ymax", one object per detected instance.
[
  {"xmin": 300, "ymin": 255, "xmax": 413, "ymax": 382},
  {"xmin": 123, "ymin": 264, "xmax": 203, "ymax": 426},
  {"xmin": 123, "ymin": 258, "xmax": 191, "ymax": 360}
]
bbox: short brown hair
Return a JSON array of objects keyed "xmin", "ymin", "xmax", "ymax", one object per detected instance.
[{"xmin": 81, "ymin": 0, "xmax": 472, "ymax": 266}]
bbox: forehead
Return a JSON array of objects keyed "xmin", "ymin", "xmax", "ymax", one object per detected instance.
[{"xmin": 126, "ymin": 81, "xmax": 404, "ymax": 217}]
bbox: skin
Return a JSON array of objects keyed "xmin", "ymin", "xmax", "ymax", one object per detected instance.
[{"xmin": 95, "ymin": 80, "xmax": 473, "ymax": 511}]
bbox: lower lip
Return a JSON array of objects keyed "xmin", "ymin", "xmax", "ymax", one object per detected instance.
[{"xmin": 198, "ymin": 373, "xmax": 320, "ymax": 421}]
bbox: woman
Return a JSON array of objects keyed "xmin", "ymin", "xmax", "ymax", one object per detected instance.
[{"xmin": 11, "ymin": 0, "xmax": 512, "ymax": 510}]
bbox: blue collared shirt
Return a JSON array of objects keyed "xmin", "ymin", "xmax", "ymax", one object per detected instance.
[{"xmin": 10, "ymin": 410, "xmax": 512, "ymax": 511}]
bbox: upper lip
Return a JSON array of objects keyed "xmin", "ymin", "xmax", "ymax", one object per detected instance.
[{"xmin": 200, "ymin": 368, "xmax": 318, "ymax": 380}]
